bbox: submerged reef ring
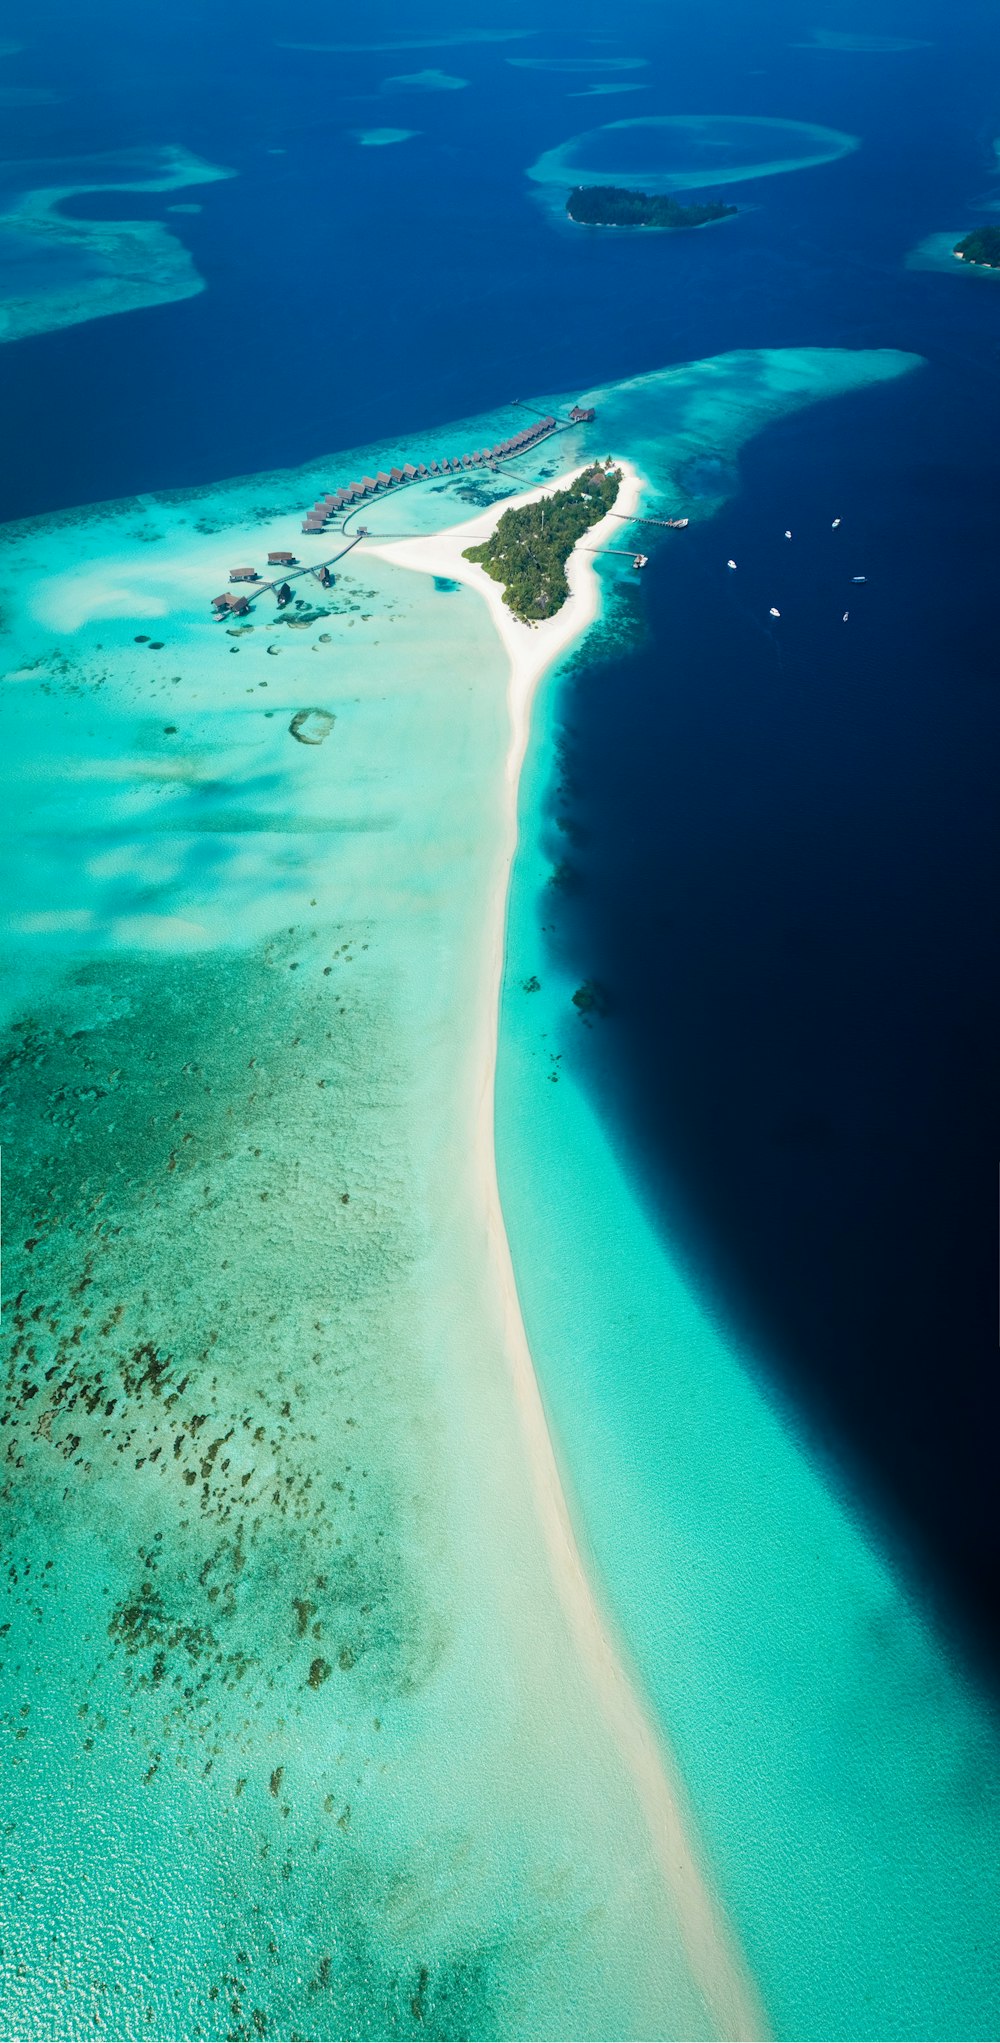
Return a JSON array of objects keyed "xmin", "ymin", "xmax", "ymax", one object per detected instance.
[
  {"xmin": 289, "ymin": 707, "xmax": 336, "ymax": 745},
  {"xmin": 528, "ymin": 114, "xmax": 859, "ymax": 197}
]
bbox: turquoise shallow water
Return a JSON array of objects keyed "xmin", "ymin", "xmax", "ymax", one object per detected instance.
[
  {"xmin": 496, "ymin": 364, "xmax": 1000, "ymax": 2038},
  {"xmin": 1, "ymin": 348, "xmax": 998, "ymax": 2038},
  {"xmin": 0, "ymin": 397, "xmax": 728, "ymax": 2041}
]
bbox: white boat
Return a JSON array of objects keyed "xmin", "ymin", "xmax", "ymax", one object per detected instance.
[
  {"xmin": 769, "ymin": 606, "xmax": 781, "ymax": 618},
  {"xmin": 843, "ymin": 611, "xmax": 849, "ymax": 622},
  {"xmin": 727, "ymin": 558, "xmax": 737, "ymax": 570},
  {"xmin": 832, "ymin": 517, "xmax": 842, "ymax": 528},
  {"xmin": 851, "ymin": 575, "xmax": 866, "ymax": 583},
  {"xmin": 784, "ymin": 529, "xmax": 792, "ymax": 539}
]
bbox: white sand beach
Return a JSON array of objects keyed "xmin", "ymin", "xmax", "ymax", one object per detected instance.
[{"xmin": 368, "ymin": 469, "xmax": 769, "ymax": 2042}]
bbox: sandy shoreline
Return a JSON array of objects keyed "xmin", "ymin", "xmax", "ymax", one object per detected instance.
[{"xmin": 368, "ymin": 471, "xmax": 769, "ymax": 2041}]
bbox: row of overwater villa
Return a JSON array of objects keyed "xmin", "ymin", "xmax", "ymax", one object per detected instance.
[
  {"xmin": 208, "ymin": 404, "xmax": 597, "ymax": 615},
  {"xmin": 300, "ymin": 408, "xmax": 595, "ymax": 536}
]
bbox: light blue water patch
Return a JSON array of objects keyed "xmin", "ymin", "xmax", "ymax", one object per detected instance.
[
  {"xmin": 352, "ymin": 128, "xmax": 419, "ymax": 147},
  {"xmin": 0, "ymin": 84, "xmax": 60, "ymax": 103},
  {"xmin": 380, "ymin": 69, "xmax": 468, "ymax": 92},
  {"xmin": 792, "ymin": 29, "xmax": 932, "ymax": 51},
  {"xmin": 280, "ymin": 31, "xmax": 536, "ymax": 53},
  {"xmin": 528, "ymin": 114, "xmax": 860, "ymax": 200},
  {"xmin": 508, "ymin": 56, "xmax": 650, "ymax": 72},
  {"xmin": 907, "ymin": 229, "xmax": 1000, "ymax": 275},
  {"xmin": 0, "ymin": 145, "xmax": 234, "ymax": 346},
  {"xmin": 569, "ymin": 84, "xmax": 652, "ymax": 98},
  {"xmin": 496, "ymin": 350, "xmax": 1000, "ymax": 2039}
]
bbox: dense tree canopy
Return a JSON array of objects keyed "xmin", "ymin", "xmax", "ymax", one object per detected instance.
[
  {"xmin": 463, "ymin": 463, "xmax": 622, "ymax": 621},
  {"xmin": 954, "ymin": 225, "xmax": 1000, "ymax": 268},
  {"xmin": 566, "ymin": 184, "xmax": 737, "ymax": 230}
]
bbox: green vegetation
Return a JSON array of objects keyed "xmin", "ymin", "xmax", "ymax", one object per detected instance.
[
  {"xmin": 566, "ymin": 184, "xmax": 737, "ymax": 230},
  {"xmin": 463, "ymin": 463, "xmax": 621, "ymax": 620},
  {"xmin": 954, "ymin": 224, "xmax": 1000, "ymax": 268}
]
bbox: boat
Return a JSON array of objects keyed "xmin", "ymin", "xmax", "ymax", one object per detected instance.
[
  {"xmin": 832, "ymin": 517, "xmax": 842, "ymax": 528},
  {"xmin": 633, "ymin": 554, "xmax": 648, "ymax": 569},
  {"xmin": 664, "ymin": 516, "xmax": 689, "ymax": 529},
  {"xmin": 769, "ymin": 606, "xmax": 781, "ymax": 618},
  {"xmin": 851, "ymin": 575, "xmax": 866, "ymax": 583},
  {"xmin": 843, "ymin": 611, "xmax": 849, "ymax": 621},
  {"xmin": 784, "ymin": 529, "xmax": 792, "ymax": 539},
  {"xmin": 727, "ymin": 558, "xmax": 737, "ymax": 570}
]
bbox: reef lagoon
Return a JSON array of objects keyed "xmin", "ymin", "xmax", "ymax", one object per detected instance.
[
  {"xmin": 3, "ymin": 3, "xmax": 1000, "ymax": 2037},
  {"xmin": 3, "ymin": 349, "xmax": 999, "ymax": 2039}
]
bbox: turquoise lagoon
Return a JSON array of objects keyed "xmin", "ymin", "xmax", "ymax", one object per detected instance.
[{"xmin": 1, "ymin": 347, "xmax": 998, "ymax": 2039}]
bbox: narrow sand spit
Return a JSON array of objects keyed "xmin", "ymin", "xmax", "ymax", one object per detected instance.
[{"xmin": 369, "ymin": 467, "xmax": 770, "ymax": 2043}]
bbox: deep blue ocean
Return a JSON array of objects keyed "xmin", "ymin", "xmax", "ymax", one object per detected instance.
[{"xmin": 3, "ymin": 0, "xmax": 999, "ymax": 1671}]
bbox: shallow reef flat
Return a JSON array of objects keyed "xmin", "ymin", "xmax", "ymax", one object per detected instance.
[
  {"xmin": 3, "ymin": 346, "xmax": 978, "ymax": 2042},
  {"xmin": 0, "ymin": 146, "xmax": 233, "ymax": 345},
  {"xmin": 0, "ymin": 407, "xmax": 734, "ymax": 2041}
]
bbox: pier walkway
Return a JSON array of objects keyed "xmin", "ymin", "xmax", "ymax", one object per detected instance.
[
  {"xmin": 215, "ymin": 533, "xmax": 364, "ymax": 617},
  {"xmin": 209, "ymin": 405, "xmax": 682, "ymax": 618},
  {"xmin": 304, "ymin": 411, "xmax": 567, "ymax": 541}
]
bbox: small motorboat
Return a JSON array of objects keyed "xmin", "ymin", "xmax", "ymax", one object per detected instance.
[
  {"xmin": 784, "ymin": 529, "xmax": 792, "ymax": 539},
  {"xmin": 664, "ymin": 516, "xmax": 689, "ymax": 529},
  {"xmin": 851, "ymin": 575, "xmax": 866, "ymax": 583},
  {"xmin": 831, "ymin": 517, "xmax": 842, "ymax": 529},
  {"xmin": 769, "ymin": 606, "xmax": 781, "ymax": 618},
  {"xmin": 843, "ymin": 611, "xmax": 849, "ymax": 622},
  {"xmin": 633, "ymin": 553, "xmax": 649, "ymax": 569},
  {"xmin": 727, "ymin": 558, "xmax": 737, "ymax": 570}
]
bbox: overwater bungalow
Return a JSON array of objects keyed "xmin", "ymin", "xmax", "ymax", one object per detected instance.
[
  {"xmin": 268, "ymin": 550, "xmax": 297, "ymax": 566},
  {"xmin": 229, "ymin": 566, "xmax": 259, "ymax": 582}
]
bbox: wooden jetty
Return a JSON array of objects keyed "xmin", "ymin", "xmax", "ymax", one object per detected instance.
[
  {"xmin": 207, "ymin": 400, "xmax": 600, "ymax": 615},
  {"xmin": 299, "ymin": 408, "xmax": 579, "ymax": 538}
]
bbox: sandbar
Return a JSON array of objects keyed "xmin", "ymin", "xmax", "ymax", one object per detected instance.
[{"xmin": 368, "ymin": 468, "xmax": 769, "ymax": 2041}]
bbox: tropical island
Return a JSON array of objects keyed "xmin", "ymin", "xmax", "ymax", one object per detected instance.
[
  {"xmin": 953, "ymin": 224, "xmax": 1000, "ymax": 268},
  {"xmin": 566, "ymin": 184, "xmax": 737, "ymax": 231},
  {"xmin": 463, "ymin": 461, "xmax": 621, "ymax": 620}
]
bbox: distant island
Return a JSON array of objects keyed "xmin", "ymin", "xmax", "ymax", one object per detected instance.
[
  {"xmin": 464, "ymin": 462, "xmax": 621, "ymax": 620},
  {"xmin": 953, "ymin": 225, "xmax": 1000, "ymax": 268},
  {"xmin": 566, "ymin": 184, "xmax": 737, "ymax": 231}
]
